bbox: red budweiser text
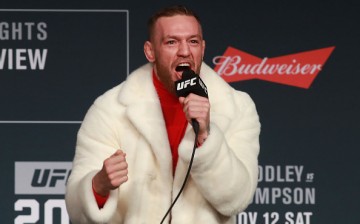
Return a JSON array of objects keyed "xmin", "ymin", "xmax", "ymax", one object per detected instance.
[{"xmin": 213, "ymin": 46, "xmax": 335, "ymax": 88}]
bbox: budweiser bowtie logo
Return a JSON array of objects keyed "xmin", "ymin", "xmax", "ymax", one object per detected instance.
[{"xmin": 213, "ymin": 46, "xmax": 335, "ymax": 88}]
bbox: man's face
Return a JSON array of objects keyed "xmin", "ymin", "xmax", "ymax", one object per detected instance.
[{"xmin": 145, "ymin": 15, "xmax": 205, "ymax": 94}]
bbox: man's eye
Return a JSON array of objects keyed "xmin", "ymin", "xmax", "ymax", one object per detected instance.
[
  {"xmin": 167, "ymin": 40, "xmax": 175, "ymax": 45},
  {"xmin": 190, "ymin": 40, "xmax": 199, "ymax": 44}
]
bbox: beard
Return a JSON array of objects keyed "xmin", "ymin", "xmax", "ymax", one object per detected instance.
[{"xmin": 154, "ymin": 63, "xmax": 176, "ymax": 95}]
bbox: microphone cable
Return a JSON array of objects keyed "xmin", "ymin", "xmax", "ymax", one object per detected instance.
[{"xmin": 159, "ymin": 121, "xmax": 200, "ymax": 224}]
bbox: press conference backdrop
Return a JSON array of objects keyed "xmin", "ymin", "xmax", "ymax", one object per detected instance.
[{"xmin": 1, "ymin": 0, "xmax": 359, "ymax": 223}]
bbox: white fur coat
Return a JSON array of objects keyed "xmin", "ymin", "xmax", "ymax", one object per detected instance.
[{"xmin": 65, "ymin": 63, "xmax": 261, "ymax": 224}]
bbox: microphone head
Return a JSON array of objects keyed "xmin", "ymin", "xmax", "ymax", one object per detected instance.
[
  {"xmin": 182, "ymin": 69, "xmax": 196, "ymax": 79},
  {"xmin": 175, "ymin": 69, "xmax": 208, "ymax": 98}
]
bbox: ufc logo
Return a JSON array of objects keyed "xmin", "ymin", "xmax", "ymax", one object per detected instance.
[
  {"xmin": 31, "ymin": 169, "xmax": 71, "ymax": 188},
  {"xmin": 15, "ymin": 162, "xmax": 72, "ymax": 195},
  {"xmin": 176, "ymin": 77, "xmax": 196, "ymax": 90}
]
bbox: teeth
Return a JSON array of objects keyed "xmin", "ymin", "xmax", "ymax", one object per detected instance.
[{"xmin": 178, "ymin": 63, "xmax": 190, "ymax": 67}]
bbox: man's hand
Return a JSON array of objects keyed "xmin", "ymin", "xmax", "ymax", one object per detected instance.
[
  {"xmin": 92, "ymin": 150, "xmax": 128, "ymax": 196},
  {"xmin": 179, "ymin": 93, "xmax": 210, "ymax": 145}
]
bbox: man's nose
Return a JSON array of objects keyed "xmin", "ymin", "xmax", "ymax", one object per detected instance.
[{"xmin": 177, "ymin": 41, "xmax": 190, "ymax": 57}]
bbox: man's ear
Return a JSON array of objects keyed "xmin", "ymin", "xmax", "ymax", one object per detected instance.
[{"xmin": 144, "ymin": 41, "xmax": 155, "ymax": 62}]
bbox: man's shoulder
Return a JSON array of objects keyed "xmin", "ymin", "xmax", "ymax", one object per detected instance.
[
  {"xmin": 93, "ymin": 83, "xmax": 123, "ymax": 107},
  {"xmin": 95, "ymin": 63, "xmax": 153, "ymax": 105}
]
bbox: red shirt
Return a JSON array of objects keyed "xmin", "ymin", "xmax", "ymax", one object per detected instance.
[{"xmin": 152, "ymin": 71, "xmax": 188, "ymax": 173}]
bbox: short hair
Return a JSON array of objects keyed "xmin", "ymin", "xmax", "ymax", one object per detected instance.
[{"xmin": 147, "ymin": 5, "xmax": 202, "ymax": 41}]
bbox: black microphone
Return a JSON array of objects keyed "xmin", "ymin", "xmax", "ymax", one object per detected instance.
[{"xmin": 175, "ymin": 69, "xmax": 208, "ymax": 133}]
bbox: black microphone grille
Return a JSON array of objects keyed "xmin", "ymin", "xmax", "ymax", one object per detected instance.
[{"xmin": 182, "ymin": 69, "xmax": 196, "ymax": 79}]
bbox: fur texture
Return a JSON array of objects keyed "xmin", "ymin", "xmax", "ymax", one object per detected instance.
[{"xmin": 65, "ymin": 63, "xmax": 261, "ymax": 223}]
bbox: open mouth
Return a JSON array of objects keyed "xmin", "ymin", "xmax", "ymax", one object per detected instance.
[{"xmin": 175, "ymin": 63, "xmax": 191, "ymax": 72}]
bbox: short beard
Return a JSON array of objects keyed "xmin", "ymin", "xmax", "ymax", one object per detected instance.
[
  {"xmin": 158, "ymin": 74, "xmax": 175, "ymax": 95},
  {"xmin": 155, "ymin": 65, "xmax": 176, "ymax": 95}
]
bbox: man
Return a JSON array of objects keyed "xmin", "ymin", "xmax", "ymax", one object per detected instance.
[{"xmin": 65, "ymin": 5, "xmax": 260, "ymax": 223}]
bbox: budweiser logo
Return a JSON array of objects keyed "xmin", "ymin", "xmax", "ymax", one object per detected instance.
[{"xmin": 213, "ymin": 46, "xmax": 335, "ymax": 88}]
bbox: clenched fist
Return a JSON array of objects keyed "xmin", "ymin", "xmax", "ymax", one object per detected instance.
[{"xmin": 92, "ymin": 150, "xmax": 128, "ymax": 196}]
